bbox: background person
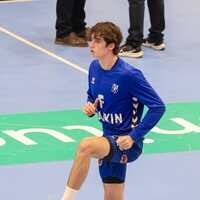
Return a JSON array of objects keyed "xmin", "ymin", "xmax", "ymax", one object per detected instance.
[
  {"xmin": 118, "ymin": 0, "xmax": 165, "ymax": 58},
  {"xmin": 55, "ymin": 0, "xmax": 90, "ymax": 47}
]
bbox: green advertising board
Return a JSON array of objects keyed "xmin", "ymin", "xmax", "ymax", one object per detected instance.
[{"xmin": 0, "ymin": 102, "xmax": 199, "ymax": 166}]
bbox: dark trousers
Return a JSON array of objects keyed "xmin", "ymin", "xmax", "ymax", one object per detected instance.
[
  {"xmin": 55, "ymin": 0, "xmax": 87, "ymax": 38},
  {"xmin": 126, "ymin": 0, "xmax": 165, "ymax": 47}
]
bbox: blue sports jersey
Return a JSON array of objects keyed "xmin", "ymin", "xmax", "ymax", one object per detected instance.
[{"xmin": 87, "ymin": 58, "xmax": 166, "ymax": 142}]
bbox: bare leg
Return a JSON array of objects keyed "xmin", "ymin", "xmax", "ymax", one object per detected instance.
[
  {"xmin": 104, "ymin": 183, "xmax": 125, "ymax": 200},
  {"xmin": 67, "ymin": 137, "xmax": 110, "ymax": 190}
]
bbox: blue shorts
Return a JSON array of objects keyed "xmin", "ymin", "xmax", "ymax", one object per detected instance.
[{"xmin": 98, "ymin": 135, "xmax": 143, "ymax": 183}]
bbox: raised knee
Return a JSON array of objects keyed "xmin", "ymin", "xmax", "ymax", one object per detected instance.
[{"xmin": 77, "ymin": 138, "xmax": 92, "ymax": 156}]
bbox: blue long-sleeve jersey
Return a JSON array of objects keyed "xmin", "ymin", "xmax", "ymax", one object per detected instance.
[{"xmin": 87, "ymin": 58, "xmax": 166, "ymax": 142}]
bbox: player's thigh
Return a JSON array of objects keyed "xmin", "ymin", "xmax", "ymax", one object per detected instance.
[
  {"xmin": 78, "ymin": 136, "xmax": 110, "ymax": 158},
  {"xmin": 103, "ymin": 183, "xmax": 124, "ymax": 200}
]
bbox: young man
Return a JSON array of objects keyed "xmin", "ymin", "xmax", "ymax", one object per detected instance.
[{"xmin": 61, "ymin": 22, "xmax": 166, "ymax": 200}]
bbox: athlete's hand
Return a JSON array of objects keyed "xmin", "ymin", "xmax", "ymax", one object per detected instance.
[
  {"xmin": 116, "ymin": 135, "xmax": 134, "ymax": 150},
  {"xmin": 83, "ymin": 98, "xmax": 99, "ymax": 117}
]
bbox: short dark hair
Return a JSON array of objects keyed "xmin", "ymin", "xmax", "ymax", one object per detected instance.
[{"xmin": 90, "ymin": 22, "xmax": 123, "ymax": 55}]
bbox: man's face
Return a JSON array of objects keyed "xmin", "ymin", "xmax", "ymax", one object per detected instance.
[{"xmin": 90, "ymin": 34, "xmax": 111, "ymax": 59}]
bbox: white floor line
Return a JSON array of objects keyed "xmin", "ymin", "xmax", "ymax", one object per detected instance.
[
  {"xmin": 0, "ymin": 0, "xmax": 36, "ymax": 4},
  {"xmin": 0, "ymin": 27, "xmax": 88, "ymax": 75}
]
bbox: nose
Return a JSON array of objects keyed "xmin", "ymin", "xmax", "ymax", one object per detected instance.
[{"xmin": 89, "ymin": 40, "xmax": 94, "ymax": 48}]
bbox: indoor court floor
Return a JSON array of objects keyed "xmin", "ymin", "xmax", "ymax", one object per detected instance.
[{"xmin": 0, "ymin": 0, "xmax": 200, "ymax": 200}]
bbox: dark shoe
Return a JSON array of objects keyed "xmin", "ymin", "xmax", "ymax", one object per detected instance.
[
  {"xmin": 55, "ymin": 32, "xmax": 88, "ymax": 47},
  {"xmin": 118, "ymin": 44, "xmax": 143, "ymax": 58},
  {"xmin": 142, "ymin": 38, "xmax": 165, "ymax": 50},
  {"xmin": 77, "ymin": 27, "xmax": 91, "ymax": 41}
]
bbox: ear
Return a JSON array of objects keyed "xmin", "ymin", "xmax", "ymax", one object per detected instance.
[{"xmin": 107, "ymin": 43, "xmax": 115, "ymax": 51}]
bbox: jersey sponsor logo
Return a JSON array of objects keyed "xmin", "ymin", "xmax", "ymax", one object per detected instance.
[
  {"xmin": 98, "ymin": 94, "xmax": 104, "ymax": 108},
  {"xmin": 98, "ymin": 111, "xmax": 123, "ymax": 124},
  {"xmin": 97, "ymin": 94, "xmax": 123, "ymax": 124},
  {"xmin": 111, "ymin": 83, "xmax": 119, "ymax": 94}
]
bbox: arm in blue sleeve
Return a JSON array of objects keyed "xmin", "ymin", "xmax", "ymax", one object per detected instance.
[
  {"xmin": 128, "ymin": 70, "xmax": 166, "ymax": 142},
  {"xmin": 86, "ymin": 68, "xmax": 95, "ymax": 117},
  {"xmin": 87, "ymin": 66, "xmax": 95, "ymax": 103}
]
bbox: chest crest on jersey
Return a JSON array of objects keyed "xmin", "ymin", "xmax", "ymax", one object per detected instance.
[{"xmin": 111, "ymin": 83, "xmax": 119, "ymax": 94}]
